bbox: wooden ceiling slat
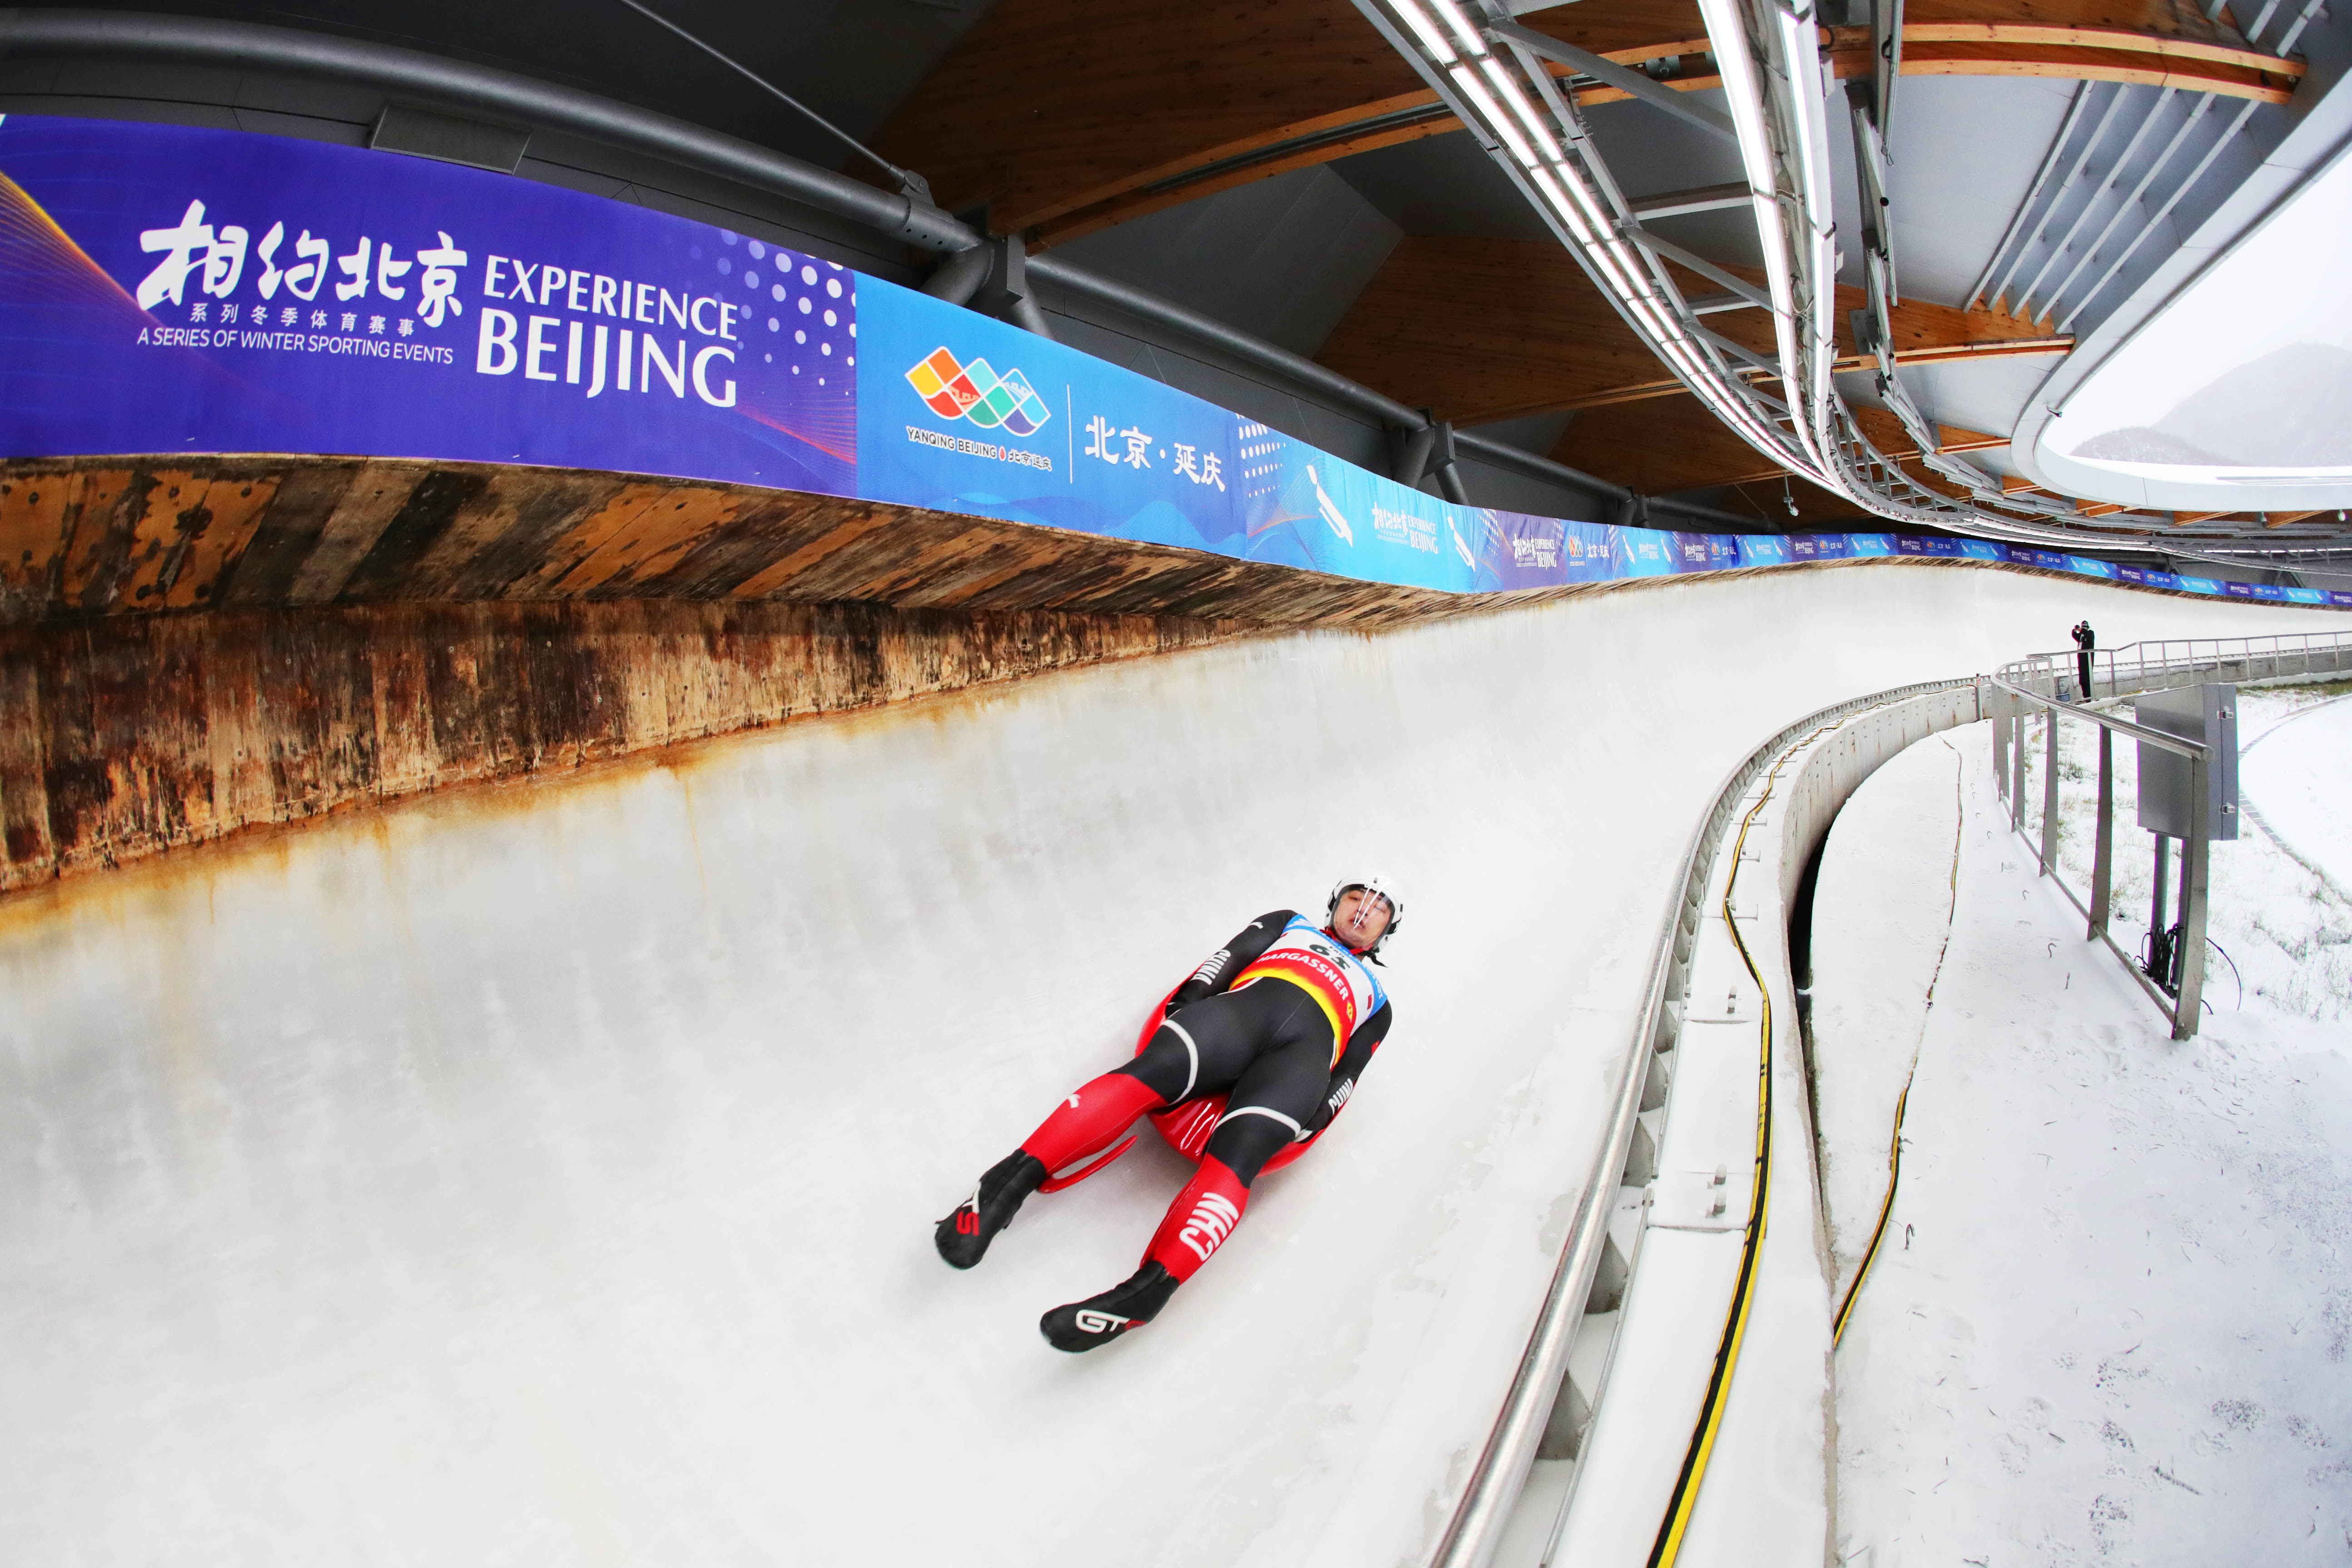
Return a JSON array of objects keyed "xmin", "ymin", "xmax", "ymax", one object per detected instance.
[
  {"xmin": 877, "ymin": 0, "xmax": 2294, "ymax": 249},
  {"xmin": 1902, "ymin": 0, "xmax": 2256, "ymax": 45},
  {"xmin": 871, "ymin": 0, "xmax": 1427, "ymax": 235},
  {"xmin": 1032, "ymin": 112, "xmax": 1461, "ymax": 249},
  {"xmin": 1314, "ymin": 237, "xmax": 1666, "ymax": 425},
  {"xmin": 1314, "ymin": 236, "xmax": 2063, "ymax": 439},
  {"xmin": 1892, "ymin": 40, "xmax": 2294, "ymax": 99},
  {"xmin": 1900, "ymin": 20, "xmax": 2301, "ymax": 69},
  {"xmin": 1849, "ymin": 405, "xmax": 2006, "ymax": 460},
  {"xmin": 1550, "ymin": 395, "xmax": 1792, "ymax": 494}
]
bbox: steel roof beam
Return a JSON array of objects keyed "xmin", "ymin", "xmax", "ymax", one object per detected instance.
[
  {"xmin": 1629, "ymin": 182, "xmax": 1757, "ymax": 219},
  {"xmin": 1483, "ymin": 19, "xmax": 1740, "ymax": 141}
]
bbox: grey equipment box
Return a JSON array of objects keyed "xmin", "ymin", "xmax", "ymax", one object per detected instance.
[{"xmin": 2135, "ymin": 683, "xmax": 2238, "ymax": 841}]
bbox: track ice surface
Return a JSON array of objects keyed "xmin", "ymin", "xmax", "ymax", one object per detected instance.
[{"xmin": 0, "ymin": 565, "xmax": 2331, "ymax": 1567}]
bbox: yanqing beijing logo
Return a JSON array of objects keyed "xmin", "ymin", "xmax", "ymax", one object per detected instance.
[{"xmin": 905, "ymin": 346, "xmax": 1052, "ymax": 437}]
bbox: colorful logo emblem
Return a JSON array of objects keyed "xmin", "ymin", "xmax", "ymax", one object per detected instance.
[{"xmin": 905, "ymin": 346, "xmax": 1052, "ymax": 437}]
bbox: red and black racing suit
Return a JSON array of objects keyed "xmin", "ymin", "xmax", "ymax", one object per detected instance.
[{"xmin": 1018, "ymin": 910, "xmax": 1393, "ymax": 1284}]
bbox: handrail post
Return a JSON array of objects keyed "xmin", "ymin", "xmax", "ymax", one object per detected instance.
[
  {"xmin": 2174, "ymin": 761, "xmax": 2210, "ymax": 1040},
  {"xmin": 2011, "ymin": 706, "xmax": 2028, "ymax": 829},
  {"xmin": 2039, "ymin": 703, "xmax": 2061, "ymax": 874},
  {"xmin": 1992, "ymin": 688, "xmax": 2010, "ymax": 797},
  {"xmin": 2089, "ymin": 727, "xmax": 2114, "ymax": 939}
]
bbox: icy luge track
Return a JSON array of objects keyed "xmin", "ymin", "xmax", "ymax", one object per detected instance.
[
  {"xmin": 1438, "ymin": 678, "xmax": 1984, "ymax": 1568},
  {"xmin": 2, "ymin": 569, "xmax": 2337, "ymax": 1568}
]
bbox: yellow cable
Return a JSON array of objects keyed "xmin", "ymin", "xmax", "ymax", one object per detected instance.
[
  {"xmin": 1832, "ymin": 738, "xmax": 1964, "ymax": 1349},
  {"xmin": 1831, "ymin": 1077, "xmax": 1911, "ymax": 1345},
  {"xmin": 1648, "ymin": 698, "xmax": 1906, "ymax": 1567},
  {"xmin": 1646, "ymin": 752, "xmax": 1793, "ymax": 1565}
]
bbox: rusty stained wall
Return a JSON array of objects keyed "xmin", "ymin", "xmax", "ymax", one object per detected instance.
[
  {"xmin": 0, "ymin": 599, "xmax": 1239, "ymax": 895},
  {"xmin": 0, "ymin": 454, "xmax": 2051, "ymax": 897},
  {"xmin": 0, "ymin": 456, "xmax": 1474, "ymax": 629},
  {"xmin": 0, "ymin": 453, "xmax": 1480, "ymax": 895}
]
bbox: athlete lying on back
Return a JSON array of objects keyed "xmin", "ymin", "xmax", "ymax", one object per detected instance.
[{"xmin": 936, "ymin": 876, "xmax": 1402, "ymax": 1351}]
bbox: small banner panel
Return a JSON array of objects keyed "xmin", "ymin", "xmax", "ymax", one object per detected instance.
[{"xmin": 2, "ymin": 116, "xmax": 2344, "ymax": 610}]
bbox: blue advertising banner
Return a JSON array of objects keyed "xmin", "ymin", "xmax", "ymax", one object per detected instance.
[
  {"xmin": 855, "ymin": 282, "xmax": 1258, "ymax": 564},
  {"xmin": 0, "ymin": 114, "xmax": 2340, "ymax": 615},
  {"xmin": 0, "ymin": 114, "xmax": 857, "ymax": 499}
]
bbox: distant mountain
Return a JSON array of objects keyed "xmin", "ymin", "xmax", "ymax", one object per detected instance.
[
  {"xmin": 2074, "ymin": 342, "xmax": 2352, "ymax": 468},
  {"xmin": 2071, "ymin": 426, "xmax": 2231, "ymax": 465}
]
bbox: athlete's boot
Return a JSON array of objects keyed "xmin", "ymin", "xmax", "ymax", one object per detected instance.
[
  {"xmin": 935, "ymin": 1150, "xmax": 1047, "ymax": 1269},
  {"xmin": 1039, "ymin": 1262, "xmax": 1180, "ymax": 1352}
]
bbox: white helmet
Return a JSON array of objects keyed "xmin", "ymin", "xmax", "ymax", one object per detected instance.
[{"xmin": 1327, "ymin": 872, "xmax": 1404, "ymax": 957}]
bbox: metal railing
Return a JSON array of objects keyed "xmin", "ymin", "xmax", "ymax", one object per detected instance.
[
  {"xmin": 1999, "ymin": 628, "xmax": 2352, "ymax": 700},
  {"xmin": 1426, "ymin": 673, "xmax": 1978, "ymax": 1568},
  {"xmin": 1986, "ymin": 678, "xmax": 2215, "ymax": 1039}
]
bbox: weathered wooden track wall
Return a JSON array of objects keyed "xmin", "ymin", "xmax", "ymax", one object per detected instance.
[
  {"xmin": 4, "ymin": 453, "xmax": 1490, "ymax": 895},
  {"xmin": 0, "ymin": 456, "xmax": 1458, "ymax": 627},
  {"xmin": 0, "ymin": 455, "xmax": 2084, "ymax": 897},
  {"xmin": 0, "ymin": 600, "xmax": 1236, "ymax": 894}
]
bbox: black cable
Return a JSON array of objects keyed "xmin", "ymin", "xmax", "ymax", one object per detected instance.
[
  {"xmin": 2206, "ymin": 935, "xmax": 2244, "ymax": 1011},
  {"xmin": 612, "ymin": 0, "xmax": 929, "ymax": 197}
]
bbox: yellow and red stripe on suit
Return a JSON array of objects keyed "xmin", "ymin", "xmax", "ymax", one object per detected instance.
[{"xmin": 1228, "ymin": 915, "xmax": 1387, "ymax": 1067}]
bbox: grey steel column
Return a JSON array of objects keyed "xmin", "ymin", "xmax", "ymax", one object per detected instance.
[
  {"xmin": 2174, "ymin": 765, "xmax": 2210, "ymax": 1040},
  {"xmin": 2039, "ymin": 708, "xmax": 2060, "ymax": 871},
  {"xmin": 922, "ymin": 245, "xmax": 991, "ymax": 305},
  {"xmin": 2090, "ymin": 727, "xmax": 2114, "ymax": 938}
]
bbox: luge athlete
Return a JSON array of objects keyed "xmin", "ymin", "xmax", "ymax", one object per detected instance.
[{"xmin": 936, "ymin": 876, "xmax": 1403, "ymax": 1351}]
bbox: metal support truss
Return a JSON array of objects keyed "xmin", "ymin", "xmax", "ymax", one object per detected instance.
[
  {"xmin": 1354, "ymin": 0, "xmax": 2338, "ymax": 562},
  {"xmin": 1351, "ymin": 0, "xmax": 1822, "ymax": 494}
]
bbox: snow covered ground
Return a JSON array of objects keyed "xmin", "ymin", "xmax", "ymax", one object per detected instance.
[
  {"xmin": 1817, "ymin": 712, "xmax": 2352, "ymax": 1567},
  {"xmin": 2242, "ymin": 688, "xmax": 2352, "ymax": 902},
  {"xmin": 2030, "ymin": 680, "xmax": 2352, "ymax": 1024}
]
